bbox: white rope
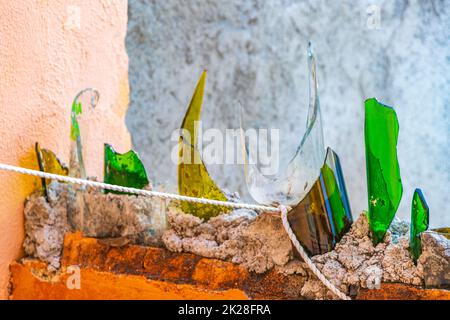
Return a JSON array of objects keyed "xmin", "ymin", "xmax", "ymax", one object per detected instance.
[
  {"xmin": 0, "ymin": 163, "xmax": 277, "ymax": 212},
  {"xmin": 279, "ymin": 205, "xmax": 351, "ymax": 300},
  {"xmin": 0, "ymin": 162, "xmax": 350, "ymax": 300}
]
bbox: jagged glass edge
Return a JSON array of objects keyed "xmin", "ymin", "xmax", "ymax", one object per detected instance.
[
  {"xmin": 103, "ymin": 143, "xmax": 150, "ymax": 194},
  {"xmin": 177, "ymin": 72, "xmax": 231, "ymax": 217},
  {"xmin": 240, "ymin": 43, "xmax": 325, "ymax": 205}
]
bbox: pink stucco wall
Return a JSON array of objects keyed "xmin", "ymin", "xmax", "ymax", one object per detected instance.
[{"xmin": 0, "ymin": 0, "xmax": 131, "ymax": 299}]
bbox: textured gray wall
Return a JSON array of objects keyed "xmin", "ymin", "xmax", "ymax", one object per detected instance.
[{"xmin": 126, "ymin": 0, "xmax": 449, "ymax": 226}]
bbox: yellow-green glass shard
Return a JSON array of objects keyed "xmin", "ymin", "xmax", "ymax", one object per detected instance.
[
  {"xmin": 180, "ymin": 71, "xmax": 206, "ymax": 149},
  {"xmin": 178, "ymin": 71, "xmax": 231, "ymax": 220},
  {"xmin": 104, "ymin": 143, "xmax": 149, "ymax": 194},
  {"xmin": 431, "ymin": 228, "xmax": 450, "ymax": 240},
  {"xmin": 35, "ymin": 142, "xmax": 69, "ymax": 198}
]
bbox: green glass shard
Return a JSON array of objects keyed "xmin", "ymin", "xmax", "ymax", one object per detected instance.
[
  {"xmin": 365, "ymin": 98, "xmax": 403, "ymax": 244},
  {"xmin": 409, "ymin": 189, "xmax": 429, "ymax": 262},
  {"xmin": 178, "ymin": 71, "xmax": 231, "ymax": 220},
  {"xmin": 70, "ymin": 100, "xmax": 82, "ymax": 141},
  {"xmin": 240, "ymin": 43, "xmax": 325, "ymax": 206},
  {"xmin": 35, "ymin": 142, "xmax": 69, "ymax": 198},
  {"xmin": 104, "ymin": 143, "xmax": 149, "ymax": 194},
  {"xmin": 69, "ymin": 88, "xmax": 99, "ymax": 179}
]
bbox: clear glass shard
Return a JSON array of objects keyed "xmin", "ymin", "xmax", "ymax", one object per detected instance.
[
  {"xmin": 240, "ymin": 42, "xmax": 325, "ymax": 206},
  {"xmin": 69, "ymin": 88, "xmax": 99, "ymax": 179}
]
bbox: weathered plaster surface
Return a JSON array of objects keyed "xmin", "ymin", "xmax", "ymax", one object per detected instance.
[
  {"xmin": 0, "ymin": 0, "xmax": 130, "ymax": 299},
  {"xmin": 126, "ymin": 0, "xmax": 449, "ymax": 226}
]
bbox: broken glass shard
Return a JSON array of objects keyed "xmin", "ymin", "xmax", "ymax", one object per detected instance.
[
  {"xmin": 178, "ymin": 71, "xmax": 231, "ymax": 220},
  {"xmin": 35, "ymin": 142, "xmax": 69, "ymax": 199},
  {"xmin": 431, "ymin": 228, "xmax": 450, "ymax": 240},
  {"xmin": 240, "ymin": 42, "xmax": 325, "ymax": 206},
  {"xmin": 409, "ymin": 189, "xmax": 429, "ymax": 262},
  {"xmin": 287, "ymin": 147, "xmax": 353, "ymax": 256},
  {"xmin": 365, "ymin": 98, "xmax": 403, "ymax": 245},
  {"xmin": 104, "ymin": 143, "xmax": 150, "ymax": 194},
  {"xmin": 69, "ymin": 88, "xmax": 99, "ymax": 179}
]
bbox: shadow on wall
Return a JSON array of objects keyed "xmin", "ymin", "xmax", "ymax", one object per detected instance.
[{"xmin": 125, "ymin": 0, "xmax": 449, "ymax": 226}]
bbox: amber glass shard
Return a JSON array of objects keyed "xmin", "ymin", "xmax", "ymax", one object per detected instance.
[
  {"xmin": 431, "ymin": 228, "xmax": 450, "ymax": 240},
  {"xmin": 240, "ymin": 42, "xmax": 325, "ymax": 206},
  {"xmin": 287, "ymin": 147, "xmax": 353, "ymax": 256},
  {"xmin": 35, "ymin": 142, "xmax": 69, "ymax": 198},
  {"xmin": 104, "ymin": 144, "xmax": 149, "ymax": 194},
  {"xmin": 409, "ymin": 189, "xmax": 429, "ymax": 262},
  {"xmin": 365, "ymin": 98, "xmax": 403, "ymax": 245},
  {"xmin": 69, "ymin": 88, "xmax": 99, "ymax": 179},
  {"xmin": 178, "ymin": 71, "xmax": 230, "ymax": 220}
]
